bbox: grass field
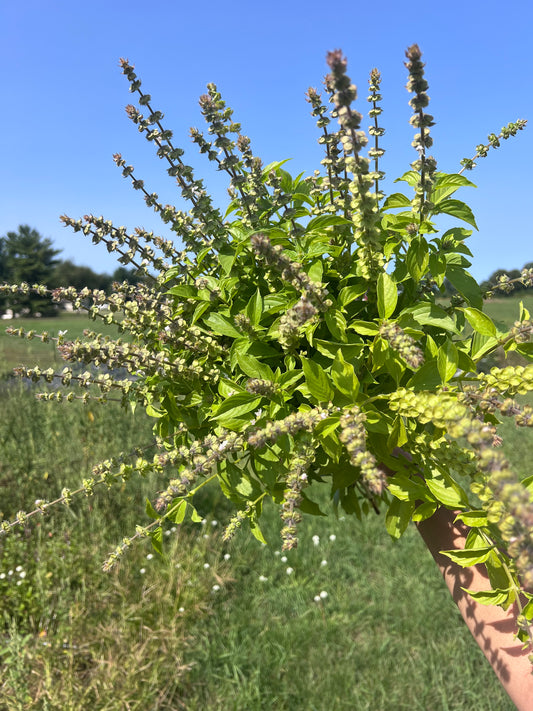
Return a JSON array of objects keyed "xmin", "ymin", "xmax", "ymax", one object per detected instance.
[{"xmin": 0, "ymin": 297, "xmax": 531, "ymax": 709}]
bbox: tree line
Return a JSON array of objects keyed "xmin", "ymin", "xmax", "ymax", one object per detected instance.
[{"xmin": 0, "ymin": 225, "xmax": 145, "ymax": 316}]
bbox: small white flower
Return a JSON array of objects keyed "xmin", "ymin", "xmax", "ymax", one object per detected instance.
[
  {"xmin": 203, "ymin": 534, "xmax": 209, "ymax": 539},
  {"xmin": 339, "ymin": 516, "xmax": 346, "ymax": 521},
  {"xmin": 218, "ymin": 440, "xmax": 229, "ymax": 452},
  {"xmin": 320, "ymin": 559, "xmax": 328, "ymax": 567},
  {"xmin": 312, "ymin": 535, "xmax": 320, "ymax": 546},
  {"xmin": 175, "ymin": 563, "xmax": 181, "ymax": 569},
  {"xmin": 146, "ymin": 553, "xmax": 154, "ymax": 560},
  {"xmin": 320, "ymin": 590, "xmax": 328, "ymax": 599},
  {"xmin": 16, "ymin": 580, "xmax": 22, "ymax": 586},
  {"xmin": 281, "ymin": 556, "xmax": 287, "ymax": 563},
  {"xmin": 223, "ymin": 553, "xmax": 231, "ymax": 561},
  {"xmin": 203, "ymin": 563, "xmax": 210, "ymax": 569},
  {"xmin": 171, "ymin": 527, "xmax": 177, "ymax": 533},
  {"xmin": 286, "ymin": 567, "xmax": 294, "ymax": 575},
  {"xmin": 314, "ymin": 595, "xmax": 321, "ymax": 603},
  {"xmin": 211, "ymin": 520, "xmax": 218, "ymax": 527},
  {"xmin": 0, "ymin": 573, "xmax": 5, "ymax": 579},
  {"xmin": 178, "ymin": 606, "xmax": 185, "ymax": 613},
  {"xmin": 274, "ymin": 550, "xmax": 280, "ymax": 556},
  {"xmin": 165, "ymin": 530, "xmax": 171, "ymax": 537},
  {"xmin": 8, "ymin": 570, "xmax": 13, "ymax": 576},
  {"xmin": 201, "ymin": 519, "xmax": 207, "ymax": 526},
  {"xmin": 18, "ymin": 571, "xmax": 26, "ymax": 579},
  {"xmin": 259, "ymin": 575, "xmax": 268, "ymax": 582},
  {"xmin": 15, "ymin": 565, "xmax": 23, "ymax": 572},
  {"xmin": 140, "ymin": 568, "xmax": 146, "ymax": 574},
  {"xmin": 329, "ymin": 534, "xmax": 336, "ymax": 542},
  {"xmin": 212, "ymin": 584, "xmax": 220, "ymax": 592},
  {"xmin": 58, "ymin": 329, "xmax": 68, "ymax": 337}
]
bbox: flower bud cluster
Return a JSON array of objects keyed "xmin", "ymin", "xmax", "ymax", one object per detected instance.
[
  {"xmin": 222, "ymin": 504, "xmax": 253, "ymax": 542},
  {"xmin": 246, "ymin": 379, "xmax": 278, "ymax": 397},
  {"xmin": 246, "ymin": 407, "xmax": 330, "ymax": 450},
  {"xmin": 379, "ymin": 322, "xmax": 424, "ymax": 369},
  {"xmin": 280, "ymin": 442, "xmax": 315, "ymax": 550},
  {"xmin": 477, "ymin": 364, "xmax": 533, "ymax": 397},
  {"xmin": 339, "ymin": 407, "xmax": 386, "ymax": 495}
]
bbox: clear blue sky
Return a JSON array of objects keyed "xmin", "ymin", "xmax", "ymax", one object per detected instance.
[{"xmin": 1, "ymin": 0, "xmax": 531, "ymax": 281}]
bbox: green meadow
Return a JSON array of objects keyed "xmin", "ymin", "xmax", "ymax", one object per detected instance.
[{"xmin": 0, "ymin": 298, "xmax": 528, "ymax": 710}]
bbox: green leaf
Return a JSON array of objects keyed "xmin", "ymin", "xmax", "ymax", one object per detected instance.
[
  {"xmin": 433, "ymin": 199, "xmax": 478, "ymax": 229},
  {"xmin": 406, "ymin": 238, "xmax": 429, "ymax": 284},
  {"xmin": 385, "ymin": 498, "xmax": 415, "ymax": 540},
  {"xmin": 394, "ymin": 170, "xmax": 419, "ymax": 187},
  {"xmin": 249, "ymin": 517, "xmax": 267, "ymax": 544},
  {"xmin": 145, "ymin": 497, "xmax": 159, "ymax": 519},
  {"xmin": 203, "ymin": 312, "xmax": 242, "ymax": 338},
  {"xmin": 377, "ymin": 272, "xmax": 398, "ymax": 319},
  {"xmin": 437, "ymin": 340, "xmax": 458, "ymax": 383},
  {"xmin": 399, "ymin": 303, "xmax": 458, "ymax": 333},
  {"xmin": 331, "ymin": 351, "xmax": 360, "ymax": 400},
  {"xmin": 348, "ymin": 320, "xmax": 380, "ymax": 336},
  {"xmin": 461, "ymin": 307, "xmax": 497, "ymax": 337},
  {"xmin": 236, "ymin": 352, "xmax": 274, "ymax": 381},
  {"xmin": 460, "ymin": 588, "xmax": 512, "ymax": 606},
  {"xmin": 301, "ymin": 357, "xmax": 334, "ymax": 403},
  {"xmin": 470, "ymin": 332, "xmax": 499, "ymax": 360},
  {"xmin": 245, "ymin": 289, "xmax": 263, "ymax": 326},
  {"xmin": 387, "ymin": 473, "xmax": 429, "ymax": 502},
  {"xmin": 212, "ymin": 392, "xmax": 262, "ymax": 421},
  {"xmin": 150, "ymin": 526, "xmax": 163, "ymax": 555},
  {"xmin": 382, "ymin": 193, "xmax": 411, "ymax": 210},
  {"xmin": 338, "ymin": 284, "xmax": 367, "ymax": 307},
  {"xmin": 412, "ymin": 501, "xmax": 438, "ymax": 522},
  {"xmin": 454, "ymin": 511, "xmax": 489, "ymax": 527},
  {"xmin": 446, "ymin": 266, "xmax": 483, "ymax": 309},
  {"xmin": 425, "ymin": 470, "xmax": 469, "ymax": 508},
  {"xmin": 167, "ymin": 499, "xmax": 187, "ymax": 524},
  {"xmin": 325, "ymin": 309, "xmax": 347, "ymax": 342},
  {"xmin": 218, "ymin": 245, "xmax": 236, "ymax": 275},
  {"xmin": 440, "ymin": 546, "xmax": 494, "ymax": 566}
]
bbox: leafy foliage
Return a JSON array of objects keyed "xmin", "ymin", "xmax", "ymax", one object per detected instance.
[{"xmin": 1, "ymin": 45, "xmax": 533, "ymax": 656}]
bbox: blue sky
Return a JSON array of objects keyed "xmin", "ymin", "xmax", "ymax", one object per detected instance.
[{"xmin": 1, "ymin": 0, "xmax": 531, "ymax": 281}]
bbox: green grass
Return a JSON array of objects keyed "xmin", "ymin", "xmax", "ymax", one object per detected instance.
[{"xmin": 0, "ymin": 312, "xmax": 123, "ymax": 377}]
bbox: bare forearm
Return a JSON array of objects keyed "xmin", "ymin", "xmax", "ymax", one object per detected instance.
[{"xmin": 417, "ymin": 507, "xmax": 533, "ymax": 710}]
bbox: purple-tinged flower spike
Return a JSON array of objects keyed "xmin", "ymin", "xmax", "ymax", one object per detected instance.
[
  {"xmin": 405, "ymin": 44, "xmax": 437, "ymax": 221},
  {"xmin": 280, "ymin": 441, "xmax": 315, "ymax": 550},
  {"xmin": 326, "ymin": 50, "xmax": 384, "ymax": 280},
  {"xmin": 339, "ymin": 407, "xmax": 387, "ymax": 496},
  {"xmin": 379, "ymin": 322, "xmax": 424, "ymax": 370}
]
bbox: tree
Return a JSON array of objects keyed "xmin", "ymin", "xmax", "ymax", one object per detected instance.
[{"xmin": 1, "ymin": 225, "xmax": 61, "ymax": 315}]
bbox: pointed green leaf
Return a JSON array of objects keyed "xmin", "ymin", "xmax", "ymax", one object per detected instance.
[
  {"xmin": 461, "ymin": 307, "xmax": 497, "ymax": 337},
  {"xmin": 386, "ymin": 498, "xmax": 415, "ymax": 539},
  {"xmin": 406, "ymin": 237, "xmax": 429, "ymax": 283},
  {"xmin": 440, "ymin": 546, "xmax": 494, "ymax": 566},
  {"xmin": 203, "ymin": 312, "xmax": 243, "ymax": 338},
  {"xmin": 438, "ymin": 340, "xmax": 458, "ymax": 383},
  {"xmin": 245, "ymin": 289, "xmax": 263, "ymax": 326},
  {"xmin": 382, "ymin": 192, "xmax": 411, "ymax": 210},
  {"xmin": 377, "ymin": 272, "xmax": 398, "ymax": 319},
  {"xmin": 446, "ymin": 266, "xmax": 483, "ymax": 309},
  {"xmin": 212, "ymin": 392, "xmax": 262, "ymax": 421},
  {"xmin": 301, "ymin": 356, "xmax": 334, "ymax": 402},
  {"xmin": 331, "ymin": 351, "xmax": 360, "ymax": 399},
  {"xmin": 150, "ymin": 526, "xmax": 163, "ymax": 555},
  {"xmin": 434, "ymin": 199, "xmax": 478, "ymax": 229},
  {"xmin": 461, "ymin": 587, "xmax": 512, "ymax": 606}
]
